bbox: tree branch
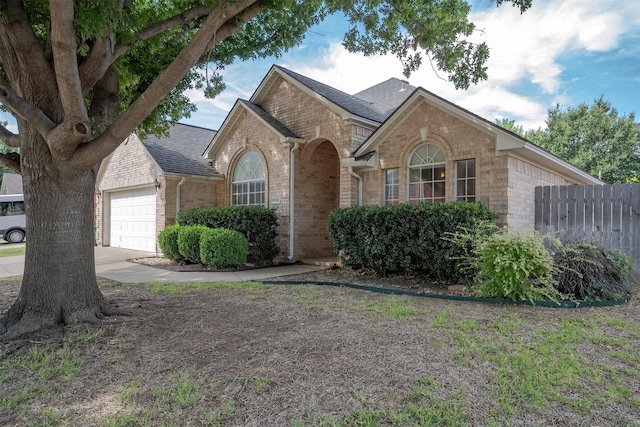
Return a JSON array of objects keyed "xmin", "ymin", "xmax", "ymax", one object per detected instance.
[
  {"xmin": 70, "ymin": 0, "xmax": 262, "ymax": 170},
  {"xmin": 205, "ymin": 2, "xmax": 264, "ymax": 51},
  {"xmin": 113, "ymin": 5, "xmax": 213, "ymax": 61},
  {"xmin": 0, "ymin": 76, "xmax": 56, "ymax": 138},
  {"xmin": 0, "ymin": 152, "xmax": 22, "ymax": 174},
  {"xmin": 1, "ymin": 0, "xmax": 55, "ymax": 96},
  {"xmin": 79, "ymin": 35, "xmax": 115, "ymax": 96},
  {"xmin": 49, "ymin": 0, "xmax": 90, "ymax": 159},
  {"xmin": 0, "ymin": 124, "xmax": 22, "ymax": 148}
]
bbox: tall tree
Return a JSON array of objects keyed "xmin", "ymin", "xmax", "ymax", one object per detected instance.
[
  {"xmin": 0, "ymin": 0, "xmax": 532, "ymax": 339},
  {"xmin": 526, "ymin": 97, "xmax": 640, "ymax": 183},
  {"xmin": 495, "ymin": 118, "xmax": 525, "ymax": 137}
]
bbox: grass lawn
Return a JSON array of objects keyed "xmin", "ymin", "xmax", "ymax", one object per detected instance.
[
  {"xmin": 0, "ymin": 245, "xmax": 25, "ymax": 258},
  {"xmin": 1, "ymin": 277, "xmax": 639, "ymax": 426}
]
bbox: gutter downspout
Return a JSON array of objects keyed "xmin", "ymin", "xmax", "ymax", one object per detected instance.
[
  {"xmin": 176, "ymin": 177, "xmax": 186, "ymax": 219},
  {"xmin": 288, "ymin": 142, "xmax": 300, "ymax": 261},
  {"xmin": 348, "ymin": 166, "xmax": 363, "ymax": 206}
]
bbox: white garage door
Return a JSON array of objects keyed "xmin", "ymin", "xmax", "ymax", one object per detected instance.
[{"xmin": 110, "ymin": 187, "xmax": 157, "ymax": 252}]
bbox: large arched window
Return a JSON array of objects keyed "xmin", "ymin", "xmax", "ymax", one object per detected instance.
[
  {"xmin": 231, "ymin": 151, "xmax": 265, "ymax": 206},
  {"xmin": 408, "ymin": 143, "xmax": 446, "ymax": 203}
]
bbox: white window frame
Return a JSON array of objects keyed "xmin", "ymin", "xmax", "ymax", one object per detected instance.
[
  {"xmin": 407, "ymin": 143, "xmax": 446, "ymax": 203},
  {"xmin": 454, "ymin": 159, "xmax": 476, "ymax": 202},
  {"xmin": 383, "ymin": 168, "xmax": 399, "ymax": 205},
  {"xmin": 231, "ymin": 151, "xmax": 266, "ymax": 206}
]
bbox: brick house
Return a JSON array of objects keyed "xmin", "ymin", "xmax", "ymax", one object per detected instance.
[
  {"xmin": 96, "ymin": 65, "xmax": 602, "ymax": 258},
  {"xmin": 203, "ymin": 65, "xmax": 602, "ymax": 261},
  {"xmin": 96, "ymin": 123, "xmax": 221, "ymax": 252}
]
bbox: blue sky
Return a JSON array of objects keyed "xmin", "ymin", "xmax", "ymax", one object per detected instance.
[
  {"xmin": 183, "ymin": 0, "xmax": 640, "ymax": 132},
  {"xmin": 2, "ymin": 0, "xmax": 639, "ymax": 134}
]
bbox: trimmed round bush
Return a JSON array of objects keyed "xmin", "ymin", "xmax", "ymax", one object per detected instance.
[
  {"xmin": 158, "ymin": 225, "xmax": 183, "ymax": 262},
  {"xmin": 177, "ymin": 225, "xmax": 209, "ymax": 264},
  {"xmin": 200, "ymin": 228, "xmax": 248, "ymax": 268}
]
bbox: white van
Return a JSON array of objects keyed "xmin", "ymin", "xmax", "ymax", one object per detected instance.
[{"xmin": 0, "ymin": 194, "xmax": 26, "ymax": 243}]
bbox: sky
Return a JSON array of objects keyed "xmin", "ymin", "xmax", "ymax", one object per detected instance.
[
  {"xmin": 1, "ymin": 0, "xmax": 639, "ymax": 134},
  {"xmin": 182, "ymin": 0, "xmax": 640, "ymax": 132}
]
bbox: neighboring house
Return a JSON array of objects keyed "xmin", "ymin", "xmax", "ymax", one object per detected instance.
[
  {"xmin": 203, "ymin": 65, "xmax": 602, "ymax": 261},
  {"xmin": 0, "ymin": 173, "xmax": 23, "ymax": 195},
  {"xmin": 96, "ymin": 123, "xmax": 221, "ymax": 252}
]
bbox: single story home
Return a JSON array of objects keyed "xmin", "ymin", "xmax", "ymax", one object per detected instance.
[
  {"xmin": 204, "ymin": 65, "xmax": 601, "ymax": 260},
  {"xmin": 96, "ymin": 123, "xmax": 221, "ymax": 252},
  {"xmin": 97, "ymin": 65, "xmax": 602, "ymax": 258}
]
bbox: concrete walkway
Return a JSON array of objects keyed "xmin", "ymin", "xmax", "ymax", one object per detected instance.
[{"xmin": 0, "ymin": 246, "xmax": 328, "ymax": 282}]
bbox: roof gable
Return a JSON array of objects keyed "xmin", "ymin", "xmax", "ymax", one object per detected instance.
[
  {"xmin": 141, "ymin": 123, "xmax": 221, "ymax": 177},
  {"xmin": 251, "ymin": 65, "xmax": 393, "ymax": 125},
  {"xmin": 355, "ymin": 87, "xmax": 601, "ymax": 184},
  {"xmin": 204, "ymin": 99, "xmax": 303, "ymax": 158}
]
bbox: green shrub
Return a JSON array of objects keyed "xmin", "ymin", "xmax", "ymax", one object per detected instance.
[
  {"xmin": 553, "ymin": 243, "xmax": 636, "ymax": 300},
  {"xmin": 200, "ymin": 228, "xmax": 248, "ymax": 268},
  {"xmin": 327, "ymin": 202, "xmax": 497, "ymax": 282},
  {"xmin": 441, "ymin": 220, "xmax": 499, "ymax": 287},
  {"xmin": 178, "ymin": 206, "xmax": 279, "ymax": 263},
  {"xmin": 474, "ymin": 231, "xmax": 561, "ymax": 302},
  {"xmin": 158, "ymin": 225, "xmax": 183, "ymax": 262},
  {"xmin": 177, "ymin": 225, "xmax": 209, "ymax": 264}
]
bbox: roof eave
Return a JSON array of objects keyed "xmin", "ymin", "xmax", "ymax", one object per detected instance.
[{"xmin": 163, "ymin": 172, "xmax": 224, "ymax": 182}]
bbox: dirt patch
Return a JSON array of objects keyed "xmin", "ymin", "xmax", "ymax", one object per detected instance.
[
  {"xmin": 1, "ymin": 269, "xmax": 639, "ymax": 426},
  {"xmin": 130, "ymin": 256, "xmax": 475, "ymax": 296}
]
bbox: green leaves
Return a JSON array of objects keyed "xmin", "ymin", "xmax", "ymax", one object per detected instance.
[{"xmin": 526, "ymin": 96, "xmax": 640, "ymax": 183}]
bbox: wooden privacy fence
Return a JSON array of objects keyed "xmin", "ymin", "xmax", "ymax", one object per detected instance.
[{"xmin": 534, "ymin": 183, "xmax": 640, "ymax": 266}]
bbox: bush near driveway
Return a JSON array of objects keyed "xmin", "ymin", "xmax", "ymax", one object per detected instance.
[
  {"xmin": 178, "ymin": 206, "xmax": 279, "ymax": 264},
  {"xmin": 177, "ymin": 225, "xmax": 209, "ymax": 264},
  {"xmin": 157, "ymin": 225, "xmax": 183, "ymax": 262},
  {"xmin": 200, "ymin": 228, "xmax": 248, "ymax": 268}
]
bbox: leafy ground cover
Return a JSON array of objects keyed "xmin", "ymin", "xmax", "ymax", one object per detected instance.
[{"xmin": 1, "ymin": 271, "xmax": 639, "ymax": 426}]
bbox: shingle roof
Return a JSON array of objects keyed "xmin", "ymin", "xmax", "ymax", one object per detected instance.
[
  {"xmin": 238, "ymin": 99, "xmax": 300, "ymax": 139},
  {"xmin": 140, "ymin": 123, "xmax": 220, "ymax": 177},
  {"xmin": 353, "ymin": 78, "xmax": 416, "ymax": 118},
  {"xmin": 274, "ymin": 66, "xmax": 389, "ymax": 123}
]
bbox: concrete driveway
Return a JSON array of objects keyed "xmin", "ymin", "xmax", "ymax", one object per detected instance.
[{"xmin": 0, "ymin": 245, "xmax": 326, "ymax": 283}]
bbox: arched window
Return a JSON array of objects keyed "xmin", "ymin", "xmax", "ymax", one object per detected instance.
[
  {"xmin": 408, "ymin": 143, "xmax": 446, "ymax": 203},
  {"xmin": 231, "ymin": 151, "xmax": 265, "ymax": 206}
]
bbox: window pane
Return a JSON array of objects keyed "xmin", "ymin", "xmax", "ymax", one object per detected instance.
[
  {"xmin": 467, "ymin": 179, "xmax": 475, "ymax": 196},
  {"xmin": 456, "ymin": 161, "xmax": 466, "ymax": 178},
  {"xmin": 467, "ymin": 160, "xmax": 476, "ymax": 177}
]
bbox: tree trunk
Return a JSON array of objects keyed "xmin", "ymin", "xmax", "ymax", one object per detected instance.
[{"xmin": 0, "ymin": 134, "xmax": 119, "ymax": 340}]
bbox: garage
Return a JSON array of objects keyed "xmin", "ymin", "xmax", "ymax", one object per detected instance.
[{"xmin": 109, "ymin": 187, "xmax": 157, "ymax": 252}]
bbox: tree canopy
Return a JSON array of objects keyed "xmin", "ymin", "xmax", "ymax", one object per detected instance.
[{"xmin": 524, "ymin": 97, "xmax": 640, "ymax": 183}]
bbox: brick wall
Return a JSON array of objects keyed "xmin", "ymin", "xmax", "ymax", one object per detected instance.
[
  {"xmin": 364, "ymin": 102, "xmax": 511, "ymax": 224},
  {"xmin": 295, "ymin": 140, "xmax": 340, "ymax": 258},
  {"xmin": 210, "ymin": 106, "xmax": 293, "ymax": 258},
  {"xmin": 506, "ymin": 156, "xmax": 571, "ymax": 231},
  {"xmin": 210, "ymin": 77, "xmax": 359, "ymax": 259}
]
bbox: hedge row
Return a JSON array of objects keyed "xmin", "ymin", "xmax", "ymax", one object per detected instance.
[
  {"xmin": 177, "ymin": 206, "xmax": 279, "ymax": 264},
  {"xmin": 327, "ymin": 202, "xmax": 498, "ymax": 282},
  {"xmin": 158, "ymin": 225, "xmax": 248, "ymax": 268}
]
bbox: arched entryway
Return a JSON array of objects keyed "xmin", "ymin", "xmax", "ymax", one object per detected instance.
[{"xmin": 294, "ymin": 140, "xmax": 340, "ymax": 259}]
